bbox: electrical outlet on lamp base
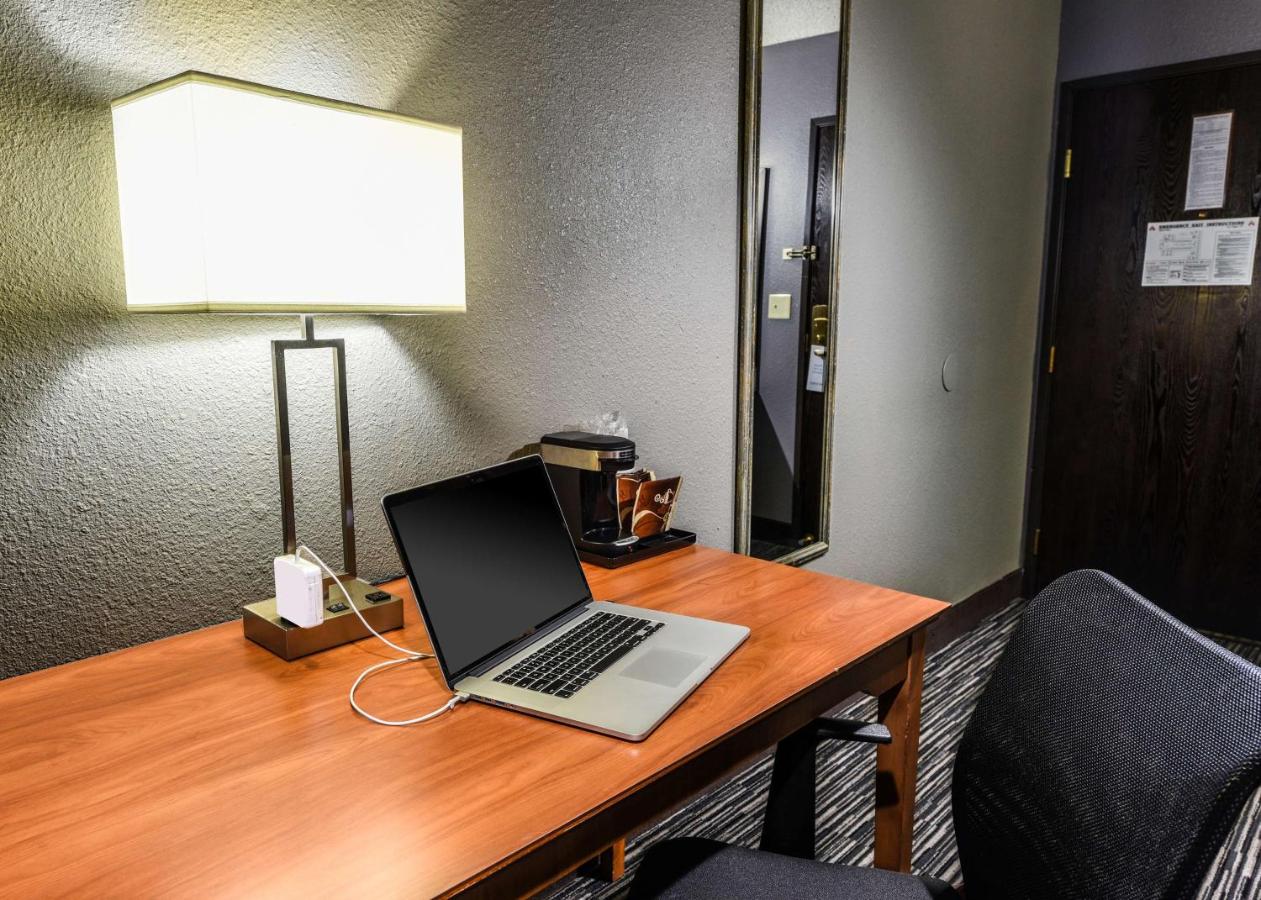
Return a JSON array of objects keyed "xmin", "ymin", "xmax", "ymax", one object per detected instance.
[{"xmin": 243, "ymin": 565, "xmax": 405, "ymax": 661}]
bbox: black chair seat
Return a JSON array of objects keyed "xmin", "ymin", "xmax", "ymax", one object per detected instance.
[{"xmin": 628, "ymin": 837, "xmax": 960, "ymax": 900}]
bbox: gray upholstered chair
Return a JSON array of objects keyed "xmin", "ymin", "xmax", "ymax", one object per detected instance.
[{"xmin": 629, "ymin": 570, "xmax": 1261, "ymax": 900}]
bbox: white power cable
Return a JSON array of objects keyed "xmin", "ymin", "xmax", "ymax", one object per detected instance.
[
  {"xmin": 296, "ymin": 545, "xmax": 427, "ymax": 658},
  {"xmin": 347, "ymin": 659, "xmax": 465, "ymax": 726},
  {"xmin": 295, "ymin": 544, "xmax": 468, "ymax": 727}
]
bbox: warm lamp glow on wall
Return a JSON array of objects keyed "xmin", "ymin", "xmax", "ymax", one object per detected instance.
[{"xmin": 111, "ymin": 72, "xmax": 466, "ymax": 656}]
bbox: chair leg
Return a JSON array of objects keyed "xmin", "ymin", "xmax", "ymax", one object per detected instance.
[{"xmin": 759, "ymin": 721, "xmax": 819, "ymax": 858}]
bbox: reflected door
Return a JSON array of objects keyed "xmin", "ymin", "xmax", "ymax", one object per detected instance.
[{"xmin": 792, "ymin": 116, "xmax": 836, "ymax": 549}]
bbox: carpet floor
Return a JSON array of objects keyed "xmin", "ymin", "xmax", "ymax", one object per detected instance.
[{"xmin": 542, "ymin": 597, "xmax": 1261, "ymax": 899}]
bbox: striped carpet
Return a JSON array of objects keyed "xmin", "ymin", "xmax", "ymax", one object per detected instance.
[{"xmin": 543, "ymin": 597, "xmax": 1261, "ymax": 900}]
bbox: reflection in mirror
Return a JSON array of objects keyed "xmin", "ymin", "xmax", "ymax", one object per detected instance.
[{"xmin": 738, "ymin": 0, "xmax": 847, "ymax": 564}]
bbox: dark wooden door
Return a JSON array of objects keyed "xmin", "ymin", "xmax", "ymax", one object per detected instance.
[
  {"xmin": 1034, "ymin": 58, "xmax": 1261, "ymax": 637},
  {"xmin": 792, "ymin": 117, "xmax": 836, "ymax": 539}
]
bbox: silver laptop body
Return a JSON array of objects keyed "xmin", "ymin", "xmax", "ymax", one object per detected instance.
[
  {"xmin": 457, "ymin": 599, "xmax": 747, "ymax": 740},
  {"xmin": 382, "ymin": 456, "xmax": 748, "ymax": 742}
]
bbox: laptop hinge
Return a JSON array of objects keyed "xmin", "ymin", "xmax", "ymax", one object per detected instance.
[{"xmin": 464, "ymin": 602, "xmax": 590, "ymax": 679}]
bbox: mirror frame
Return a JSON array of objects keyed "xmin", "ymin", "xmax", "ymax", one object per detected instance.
[{"xmin": 734, "ymin": 0, "xmax": 853, "ymax": 566}]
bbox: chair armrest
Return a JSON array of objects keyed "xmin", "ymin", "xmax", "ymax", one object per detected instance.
[
  {"xmin": 816, "ymin": 717, "xmax": 892, "ymax": 745},
  {"xmin": 760, "ymin": 717, "xmax": 890, "ymax": 858}
]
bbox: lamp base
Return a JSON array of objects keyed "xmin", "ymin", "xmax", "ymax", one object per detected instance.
[{"xmin": 243, "ymin": 577, "xmax": 405, "ymax": 661}]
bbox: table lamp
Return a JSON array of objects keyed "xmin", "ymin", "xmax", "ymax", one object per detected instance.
[{"xmin": 110, "ymin": 72, "xmax": 465, "ymax": 658}]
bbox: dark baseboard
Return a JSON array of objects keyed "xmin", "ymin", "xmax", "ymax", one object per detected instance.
[{"xmin": 926, "ymin": 569, "xmax": 1023, "ymax": 654}]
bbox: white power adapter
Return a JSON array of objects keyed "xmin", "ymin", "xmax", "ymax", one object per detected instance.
[{"xmin": 274, "ymin": 554, "xmax": 325, "ymax": 628}]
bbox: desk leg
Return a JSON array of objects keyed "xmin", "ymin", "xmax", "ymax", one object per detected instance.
[
  {"xmin": 873, "ymin": 630, "xmax": 925, "ymax": 872},
  {"xmin": 578, "ymin": 839, "xmax": 626, "ymax": 883}
]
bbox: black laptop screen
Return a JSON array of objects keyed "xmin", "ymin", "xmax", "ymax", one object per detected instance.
[{"xmin": 384, "ymin": 458, "xmax": 592, "ymax": 680}]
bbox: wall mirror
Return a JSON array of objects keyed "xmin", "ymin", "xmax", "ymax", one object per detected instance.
[{"xmin": 735, "ymin": 0, "xmax": 851, "ymax": 564}]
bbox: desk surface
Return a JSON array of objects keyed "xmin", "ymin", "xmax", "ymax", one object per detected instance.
[{"xmin": 0, "ymin": 545, "xmax": 946, "ymax": 898}]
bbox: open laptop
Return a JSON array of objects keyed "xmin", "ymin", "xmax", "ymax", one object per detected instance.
[{"xmin": 381, "ymin": 455, "xmax": 748, "ymax": 741}]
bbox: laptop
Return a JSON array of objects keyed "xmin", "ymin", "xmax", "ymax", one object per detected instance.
[{"xmin": 381, "ymin": 455, "xmax": 749, "ymax": 741}]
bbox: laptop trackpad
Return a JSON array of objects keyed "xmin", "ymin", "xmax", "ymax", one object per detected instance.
[{"xmin": 620, "ymin": 648, "xmax": 705, "ymax": 688}]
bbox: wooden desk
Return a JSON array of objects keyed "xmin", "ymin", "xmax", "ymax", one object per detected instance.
[{"xmin": 0, "ymin": 546, "xmax": 946, "ymax": 898}]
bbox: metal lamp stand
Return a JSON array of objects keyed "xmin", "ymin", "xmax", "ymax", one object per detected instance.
[
  {"xmin": 272, "ymin": 314, "xmax": 357, "ymax": 574},
  {"xmin": 242, "ymin": 314, "xmax": 405, "ymax": 660}
]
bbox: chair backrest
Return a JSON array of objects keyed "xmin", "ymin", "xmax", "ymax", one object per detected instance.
[{"xmin": 951, "ymin": 570, "xmax": 1261, "ymax": 900}]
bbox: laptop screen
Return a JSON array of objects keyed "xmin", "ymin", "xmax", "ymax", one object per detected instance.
[{"xmin": 382, "ymin": 457, "xmax": 592, "ymax": 681}]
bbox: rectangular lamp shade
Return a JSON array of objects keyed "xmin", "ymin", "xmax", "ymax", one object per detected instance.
[{"xmin": 110, "ymin": 72, "xmax": 465, "ymax": 314}]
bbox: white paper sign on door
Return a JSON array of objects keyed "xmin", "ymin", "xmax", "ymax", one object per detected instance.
[
  {"xmin": 1185, "ymin": 112, "xmax": 1232, "ymax": 211},
  {"xmin": 1142, "ymin": 217, "xmax": 1259, "ymax": 287},
  {"xmin": 806, "ymin": 346, "xmax": 826, "ymax": 393}
]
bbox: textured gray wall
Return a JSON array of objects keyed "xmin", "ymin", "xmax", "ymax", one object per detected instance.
[
  {"xmin": 753, "ymin": 32, "xmax": 839, "ymax": 523},
  {"xmin": 763, "ymin": 0, "xmax": 841, "ymax": 48},
  {"xmin": 0, "ymin": 0, "xmax": 737, "ymax": 678},
  {"xmin": 806, "ymin": 0, "xmax": 1062, "ymax": 602},
  {"xmin": 1059, "ymin": 0, "xmax": 1261, "ymax": 82}
]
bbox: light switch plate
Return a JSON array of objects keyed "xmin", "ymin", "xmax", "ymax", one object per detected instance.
[{"xmin": 768, "ymin": 293, "xmax": 792, "ymax": 320}]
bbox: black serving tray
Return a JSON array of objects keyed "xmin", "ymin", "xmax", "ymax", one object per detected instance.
[{"xmin": 577, "ymin": 528, "xmax": 697, "ymax": 568}]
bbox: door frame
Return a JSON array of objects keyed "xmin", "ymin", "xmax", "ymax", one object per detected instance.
[
  {"xmin": 1021, "ymin": 49, "xmax": 1261, "ymax": 597},
  {"xmin": 733, "ymin": 0, "xmax": 853, "ymax": 566}
]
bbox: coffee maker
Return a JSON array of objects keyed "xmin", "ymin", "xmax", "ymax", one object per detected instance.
[{"xmin": 540, "ymin": 431, "xmax": 695, "ymax": 567}]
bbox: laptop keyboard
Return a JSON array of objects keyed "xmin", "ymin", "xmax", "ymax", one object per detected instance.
[{"xmin": 492, "ymin": 611, "xmax": 664, "ymax": 699}]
